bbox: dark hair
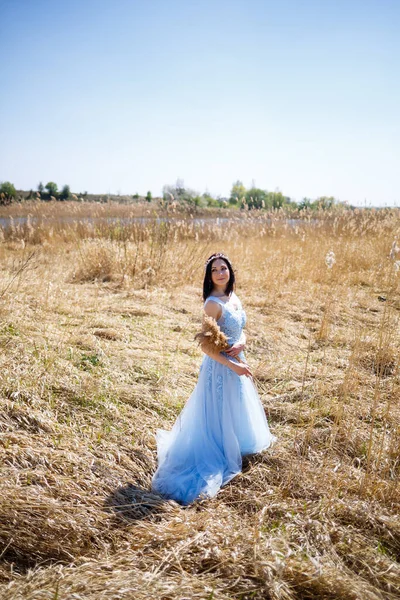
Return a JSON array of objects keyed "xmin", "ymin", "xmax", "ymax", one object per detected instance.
[{"xmin": 203, "ymin": 253, "xmax": 235, "ymax": 301}]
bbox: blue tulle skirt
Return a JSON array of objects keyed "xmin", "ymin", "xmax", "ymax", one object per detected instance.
[{"xmin": 152, "ymin": 354, "xmax": 275, "ymax": 505}]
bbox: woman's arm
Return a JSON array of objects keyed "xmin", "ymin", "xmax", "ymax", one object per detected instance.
[{"xmin": 226, "ymin": 331, "xmax": 246, "ymax": 357}]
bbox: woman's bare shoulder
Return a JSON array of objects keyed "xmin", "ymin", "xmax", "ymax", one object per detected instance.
[{"xmin": 204, "ymin": 299, "xmax": 222, "ymax": 320}]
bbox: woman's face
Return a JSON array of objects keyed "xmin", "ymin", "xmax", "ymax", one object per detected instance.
[{"xmin": 210, "ymin": 258, "xmax": 230, "ymax": 290}]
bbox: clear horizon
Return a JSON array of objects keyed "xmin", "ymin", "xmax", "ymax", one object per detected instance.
[{"xmin": 1, "ymin": 0, "xmax": 399, "ymax": 206}]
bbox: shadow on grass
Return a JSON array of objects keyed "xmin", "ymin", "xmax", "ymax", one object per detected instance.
[
  {"xmin": 104, "ymin": 482, "xmax": 172, "ymax": 522},
  {"xmin": 241, "ymin": 452, "xmax": 267, "ymax": 472}
]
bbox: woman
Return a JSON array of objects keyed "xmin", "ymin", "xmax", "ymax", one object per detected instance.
[{"xmin": 152, "ymin": 253, "xmax": 275, "ymax": 505}]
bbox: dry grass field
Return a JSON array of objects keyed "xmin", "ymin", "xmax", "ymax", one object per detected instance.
[{"xmin": 0, "ymin": 201, "xmax": 399, "ymax": 600}]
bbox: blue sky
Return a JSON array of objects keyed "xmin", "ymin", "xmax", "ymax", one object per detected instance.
[{"xmin": 0, "ymin": 0, "xmax": 399, "ymax": 205}]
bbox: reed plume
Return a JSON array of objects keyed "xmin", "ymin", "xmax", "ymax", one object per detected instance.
[{"xmin": 194, "ymin": 313, "xmax": 230, "ymax": 354}]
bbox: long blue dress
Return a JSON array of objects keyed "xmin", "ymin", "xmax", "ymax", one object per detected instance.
[{"xmin": 152, "ymin": 292, "xmax": 276, "ymax": 505}]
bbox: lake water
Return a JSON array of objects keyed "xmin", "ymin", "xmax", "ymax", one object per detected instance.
[{"xmin": 0, "ymin": 215, "xmax": 311, "ymax": 230}]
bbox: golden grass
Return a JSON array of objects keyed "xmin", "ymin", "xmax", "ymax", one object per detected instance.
[{"xmin": 0, "ymin": 203, "xmax": 399, "ymax": 599}]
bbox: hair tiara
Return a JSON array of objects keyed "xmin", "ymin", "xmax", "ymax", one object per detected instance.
[{"xmin": 204, "ymin": 253, "xmax": 230, "ymax": 270}]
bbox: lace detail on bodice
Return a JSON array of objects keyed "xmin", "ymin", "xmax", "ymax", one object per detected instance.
[{"xmin": 204, "ymin": 292, "xmax": 246, "ymax": 345}]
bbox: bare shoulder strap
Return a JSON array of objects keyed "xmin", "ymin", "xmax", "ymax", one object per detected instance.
[{"xmin": 204, "ymin": 296, "xmax": 225, "ymax": 307}]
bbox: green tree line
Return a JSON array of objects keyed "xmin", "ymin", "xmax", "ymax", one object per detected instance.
[
  {"xmin": 162, "ymin": 179, "xmax": 345, "ymax": 211},
  {"xmin": 1, "ymin": 178, "xmax": 346, "ymax": 211}
]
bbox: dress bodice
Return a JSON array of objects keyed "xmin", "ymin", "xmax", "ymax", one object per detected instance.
[{"xmin": 204, "ymin": 292, "xmax": 246, "ymax": 345}]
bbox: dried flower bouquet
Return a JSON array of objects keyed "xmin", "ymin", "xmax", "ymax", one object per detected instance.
[{"xmin": 195, "ymin": 313, "xmax": 243, "ymax": 362}]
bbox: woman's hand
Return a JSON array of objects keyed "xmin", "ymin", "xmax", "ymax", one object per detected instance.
[
  {"xmin": 229, "ymin": 361, "xmax": 253, "ymax": 378},
  {"xmin": 226, "ymin": 342, "xmax": 245, "ymax": 357}
]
